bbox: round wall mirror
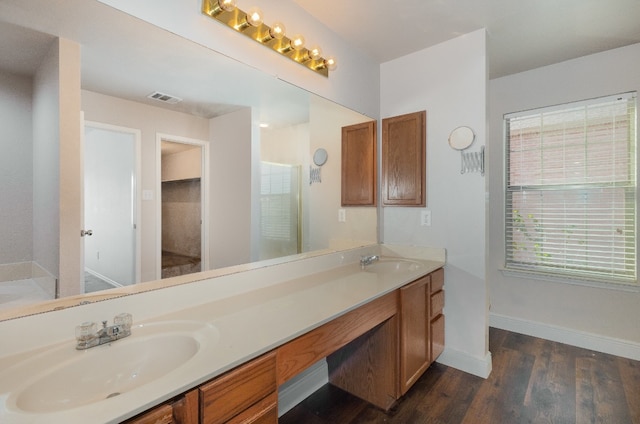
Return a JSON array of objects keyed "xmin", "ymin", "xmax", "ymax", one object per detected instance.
[
  {"xmin": 448, "ymin": 126, "xmax": 475, "ymax": 150},
  {"xmin": 313, "ymin": 148, "xmax": 328, "ymax": 166}
]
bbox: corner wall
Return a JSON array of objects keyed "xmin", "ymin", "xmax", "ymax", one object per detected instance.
[
  {"xmin": 488, "ymin": 42, "xmax": 640, "ymax": 359},
  {"xmin": 0, "ymin": 72, "xmax": 33, "ymax": 265},
  {"xmin": 380, "ymin": 29, "xmax": 490, "ymax": 377},
  {"xmin": 208, "ymin": 108, "xmax": 254, "ymax": 268}
]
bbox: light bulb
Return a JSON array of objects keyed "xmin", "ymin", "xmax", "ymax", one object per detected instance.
[
  {"xmin": 246, "ymin": 7, "xmax": 263, "ymax": 27},
  {"xmin": 269, "ymin": 22, "xmax": 286, "ymax": 40},
  {"xmin": 291, "ymin": 34, "xmax": 305, "ymax": 51},
  {"xmin": 308, "ymin": 46, "xmax": 323, "ymax": 60},
  {"xmin": 324, "ymin": 56, "xmax": 337, "ymax": 71},
  {"xmin": 218, "ymin": 0, "xmax": 236, "ymax": 12}
]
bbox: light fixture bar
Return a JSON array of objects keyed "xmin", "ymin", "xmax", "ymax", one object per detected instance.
[{"xmin": 202, "ymin": 0, "xmax": 331, "ymax": 77}]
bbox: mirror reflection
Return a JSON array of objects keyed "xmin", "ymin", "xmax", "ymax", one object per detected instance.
[{"xmin": 0, "ymin": 0, "xmax": 377, "ymax": 320}]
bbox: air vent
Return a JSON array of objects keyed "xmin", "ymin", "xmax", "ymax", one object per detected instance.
[{"xmin": 147, "ymin": 91, "xmax": 182, "ymax": 104}]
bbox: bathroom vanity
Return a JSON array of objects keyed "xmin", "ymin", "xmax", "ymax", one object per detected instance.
[
  {"xmin": 0, "ymin": 245, "xmax": 445, "ymax": 424},
  {"xmin": 127, "ymin": 269, "xmax": 444, "ymax": 423}
]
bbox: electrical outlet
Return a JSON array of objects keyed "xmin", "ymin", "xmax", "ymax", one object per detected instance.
[
  {"xmin": 338, "ymin": 209, "xmax": 346, "ymax": 222},
  {"xmin": 421, "ymin": 210, "xmax": 431, "ymax": 226}
]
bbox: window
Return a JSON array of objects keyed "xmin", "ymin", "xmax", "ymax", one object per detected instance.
[
  {"xmin": 260, "ymin": 162, "xmax": 299, "ymax": 242},
  {"xmin": 505, "ymin": 93, "xmax": 637, "ymax": 285}
]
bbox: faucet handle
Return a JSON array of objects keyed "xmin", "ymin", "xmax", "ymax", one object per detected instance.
[
  {"xmin": 75, "ymin": 321, "xmax": 97, "ymax": 342},
  {"xmin": 114, "ymin": 313, "xmax": 133, "ymax": 331}
]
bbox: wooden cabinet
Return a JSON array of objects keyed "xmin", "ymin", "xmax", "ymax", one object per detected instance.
[
  {"xmin": 381, "ymin": 111, "xmax": 426, "ymax": 206},
  {"xmin": 200, "ymin": 351, "xmax": 277, "ymax": 424},
  {"xmin": 124, "ymin": 353, "xmax": 276, "ymax": 424},
  {"xmin": 125, "ymin": 267, "xmax": 444, "ymax": 421},
  {"xmin": 399, "ymin": 268, "xmax": 445, "ymax": 395},
  {"xmin": 125, "ymin": 389, "xmax": 199, "ymax": 424},
  {"xmin": 341, "ymin": 120, "xmax": 377, "ymax": 206}
]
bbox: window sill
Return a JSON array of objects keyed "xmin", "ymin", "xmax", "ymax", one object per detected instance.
[{"xmin": 499, "ymin": 268, "xmax": 640, "ymax": 292}]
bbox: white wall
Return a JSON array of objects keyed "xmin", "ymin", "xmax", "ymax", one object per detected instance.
[
  {"xmin": 209, "ymin": 108, "xmax": 254, "ymax": 268},
  {"xmin": 0, "ymin": 72, "xmax": 33, "ymax": 265},
  {"xmin": 380, "ymin": 29, "xmax": 490, "ymax": 377},
  {"xmin": 488, "ymin": 42, "xmax": 640, "ymax": 359},
  {"xmin": 82, "ymin": 90, "xmax": 210, "ymax": 282},
  {"xmin": 308, "ymin": 96, "xmax": 377, "ymax": 251}
]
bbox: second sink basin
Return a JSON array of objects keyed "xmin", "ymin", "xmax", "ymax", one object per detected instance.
[
  {"xmin": 363, "ymin": 258, "xmax": 423, "ymax": 274},
  {"xmin": 3, "ymin": 320, "xmax": 218, "ymax": 413}
]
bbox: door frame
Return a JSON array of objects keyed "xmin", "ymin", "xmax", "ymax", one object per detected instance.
[
  {"xmin": 155, "ymin": 134, "xmax": 210, "ymax": 279},
  {"xmin": 83, "ymin": 120, "xmax": 142, "ymax": 286}
]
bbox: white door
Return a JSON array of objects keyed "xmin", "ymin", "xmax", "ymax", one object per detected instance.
[{"xmin": 83, "ymin": 122, "xmax": 140, "ymax": 287}]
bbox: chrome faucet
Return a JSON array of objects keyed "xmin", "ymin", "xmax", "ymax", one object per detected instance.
[
  {"xmin": 75, "ymin": 313, "xmax": 132, "ymax": 350},
  {"xmin": 360, "ymin": 254, "xmax": 380, "ymax": 269}
]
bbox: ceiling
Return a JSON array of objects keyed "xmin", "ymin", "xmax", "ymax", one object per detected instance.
[
  {"xmin": 293, "ymin": 0, "xmax": 640, "ymax": 78},
  {"xmin": 1, "ymin": 0, "xmax": 639, "ymax": 122}
]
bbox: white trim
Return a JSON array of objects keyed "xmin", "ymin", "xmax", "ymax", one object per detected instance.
[
  {"xmin": 490, "ymin": 312, "xmax": 640, "ymax": 361},
  {"xmin": 436, "ymin": 348, "xmax": 492, "ymax": 379},
  {"xmin": 155, "ymin": 134, "xmax": 210, "ymax": 279},
  {"xmin": 500, "ymin": 268, "xmax": 640, "ymax": 292},
  {"xmin": 277, "ymin": 359, "xmax": 328, "ymax": 417}
]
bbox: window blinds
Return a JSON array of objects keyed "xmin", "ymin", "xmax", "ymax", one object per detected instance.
[{"xmin": 505, "ymin": 93, "xmax": 637, "ymax": 284}]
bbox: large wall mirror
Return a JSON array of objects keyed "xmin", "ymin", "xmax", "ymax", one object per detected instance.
[{"xmin": 0, "ymin": 0, "xmax": 377, "ymax": 320}]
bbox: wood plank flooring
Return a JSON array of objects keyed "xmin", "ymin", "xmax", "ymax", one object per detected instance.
[{"xmin": 279, "ymin": 328, "xmax": 640, "ymax": 424}]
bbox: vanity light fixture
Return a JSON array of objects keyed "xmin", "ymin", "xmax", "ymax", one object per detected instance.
[{"xmin": 201, "ymin": 0, "xmax": 336, "ymax": 77}]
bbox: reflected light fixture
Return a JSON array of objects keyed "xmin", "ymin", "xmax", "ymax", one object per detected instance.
[{"xmin": 202, "ymin": 0, "xmax": 336, "ymax": 77}]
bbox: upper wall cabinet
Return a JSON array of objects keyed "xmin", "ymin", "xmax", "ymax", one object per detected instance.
[
  {"xmin": 381, "ymin": 111, "xmax": 426, "ymax": 207},
  {"xmin": 341, "ymin": 121, "xmax": 377, "ymax": 206}
]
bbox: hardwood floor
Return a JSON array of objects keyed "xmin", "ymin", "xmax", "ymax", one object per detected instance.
[{"xmin": 279, "ymin": 328, "xmax": 640, "ymax": 424}]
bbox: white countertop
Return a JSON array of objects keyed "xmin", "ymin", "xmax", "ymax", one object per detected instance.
[{"xmin": 0, "ymin": 245, "xmax": 445, "ymax": 423}]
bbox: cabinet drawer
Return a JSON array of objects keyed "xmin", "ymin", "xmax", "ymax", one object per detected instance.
[
  {"xmin": 200, "ymin": 352, "xmax": 276, "ymax": 424},
  {"xmin": 126, "ymin": 404, "xmax": 174, "ymax": 424},
  {"xmin": 431, "ymin": 314, "xmax": 445, "ymax": 361},
  {"xmin": 430, "ymin": 290, "xmax": 444, "ymax": 318},
  {"xmin": 227, "ymin": 392, "xmax": 277, "ymax": 424},
  {"xmin": 430, "ymin": 268, "xmax": 444, "ymax": 293}
]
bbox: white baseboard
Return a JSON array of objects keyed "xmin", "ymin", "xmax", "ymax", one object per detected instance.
[
  {"xmin": 490, "ymin": 313, "xmax": 640, "ymax": 361},
  {"xmin": 278, "ymin": 359, "xmax": 328, "ymax": 417},
  {"xmin": 84, "ymin": 268, "xmax": 121, "ymax": 288},
  {"xmin": 436, "ymin": 348, "xmax": 492, "ymax": 379}
]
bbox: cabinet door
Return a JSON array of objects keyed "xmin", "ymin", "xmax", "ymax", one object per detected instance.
[
  {"xmin": 399, "ymin": 275, "xmax": 430, "ymax": 395},
  {"xmin": 381, "ymin": 111, "xmax": 426, "ymax": 206},
  {"xmin": 341, "ymin": 120, "xmax": 377, "ymax": 206}
]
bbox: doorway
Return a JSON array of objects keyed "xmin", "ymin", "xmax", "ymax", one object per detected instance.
[
  {"xmin": 156, "ymin": 134, "xmax": 209, "ymax": 279},
  {"xmin": 83, "ymin": 122, "xmax": 141, "ymax": 292}
]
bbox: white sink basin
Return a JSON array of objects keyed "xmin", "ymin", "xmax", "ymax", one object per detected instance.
[
  {"xmin": 3, "ymin": 320, "xmax": 218, "ymax": 413},
  {"xmin": 363, "ymin": 258, "xmax": 423, "ymax": 274}
]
